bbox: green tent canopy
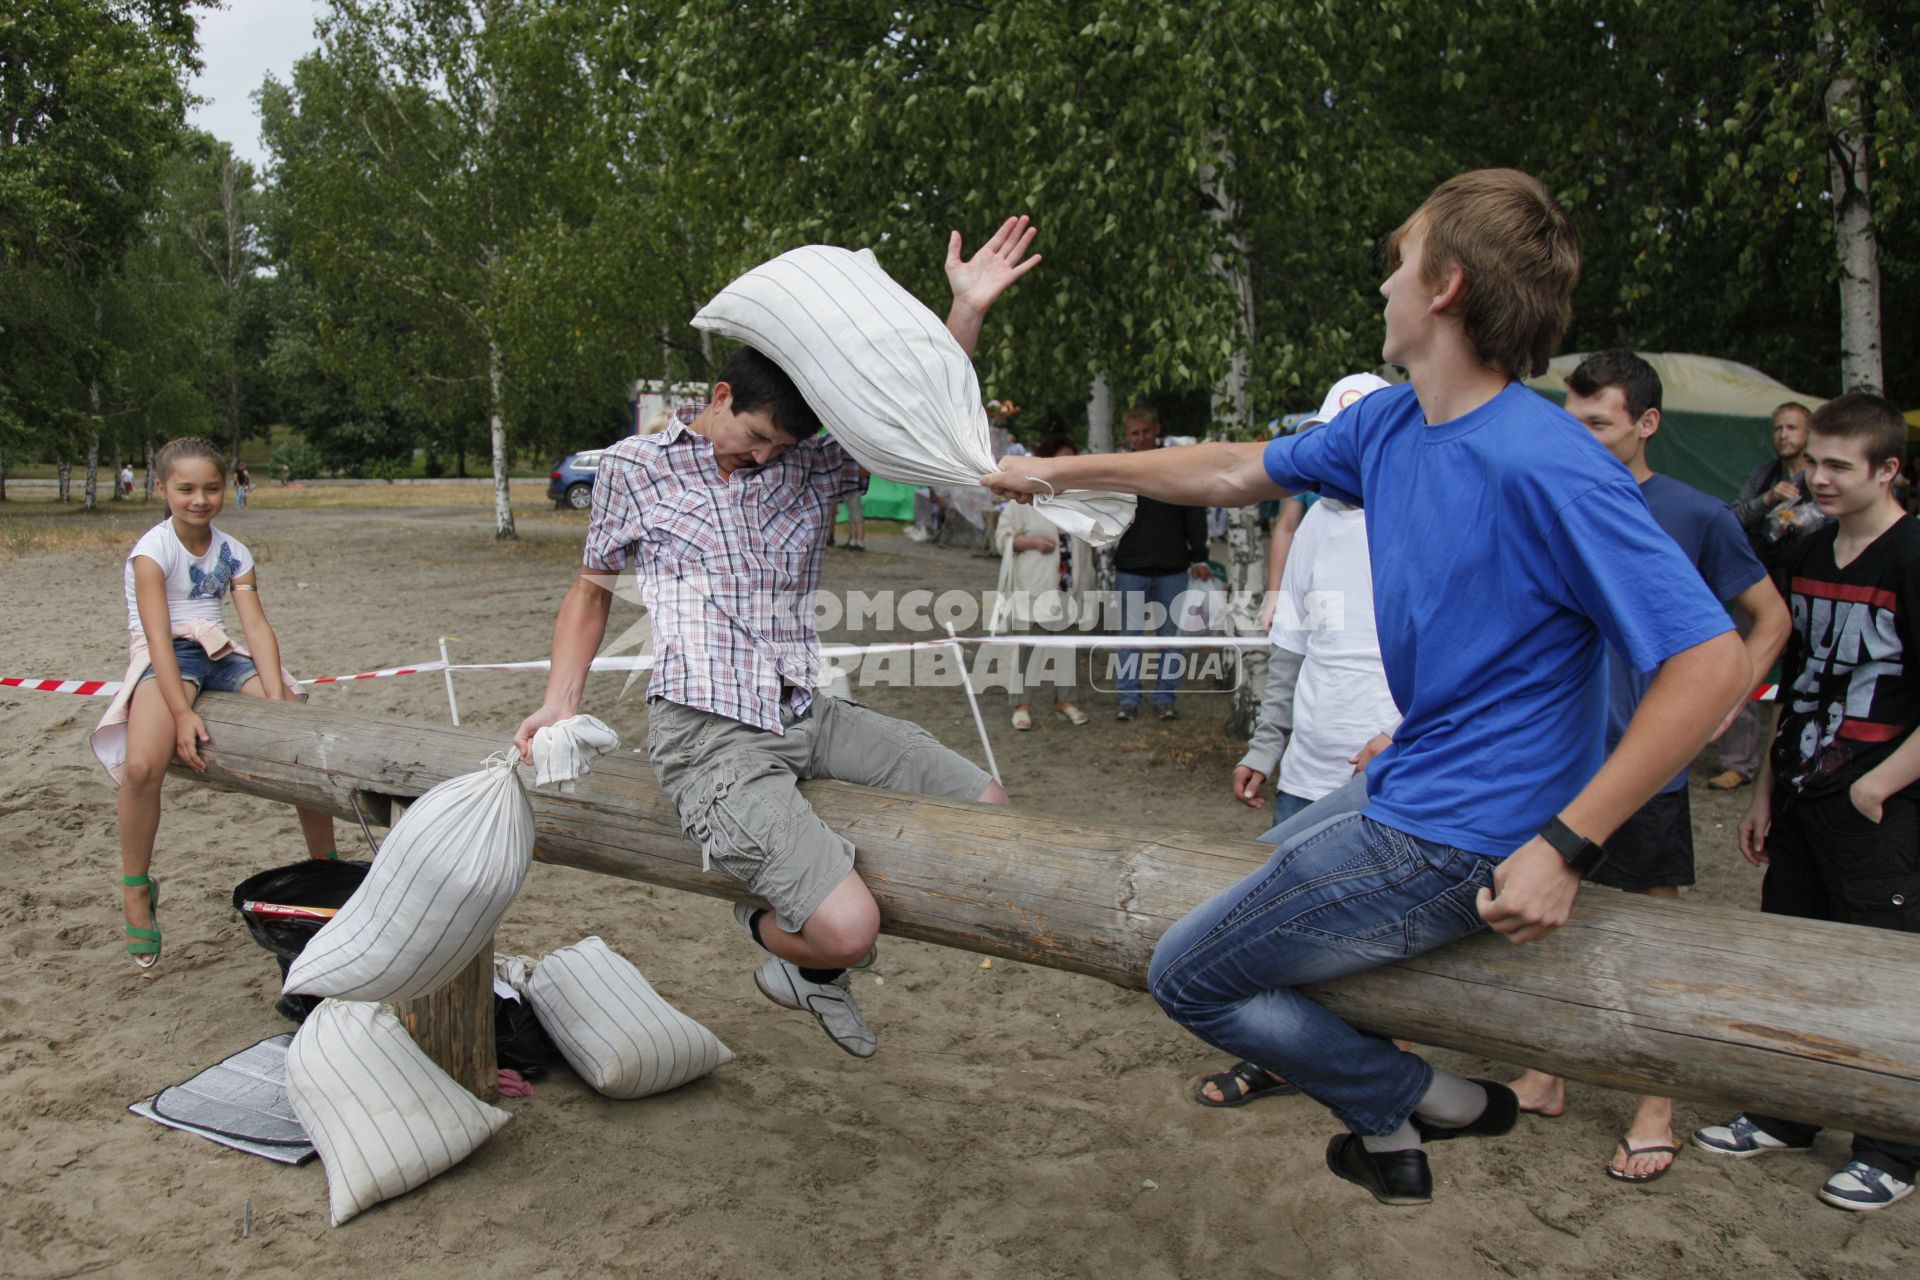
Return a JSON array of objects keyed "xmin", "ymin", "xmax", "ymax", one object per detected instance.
[
  {"xmin": 1524, "ymin": 353, "xmax": 1827, "ymax": 502},
  {"xmin": 838, "ymin": 474, "xmax": 917, "ymax": 523}
]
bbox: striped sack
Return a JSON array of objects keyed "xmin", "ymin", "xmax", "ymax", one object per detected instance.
[
  {"xmin": 527, "ymin": 936, "xmax": 732, "ymax": 1099},
  {"xmin": 284, "ymin": 754, "xmax": 533, "ymax": 1003},
  {"xmin": 691, "ymin": 244, "xmax": 1136, "ymax": 547},
  {"xmin": 285, "ymin": 1000, "xmax": 511, "ymax": 1226}
]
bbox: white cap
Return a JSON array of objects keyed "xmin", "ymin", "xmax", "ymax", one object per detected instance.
[{"xmin": 1305, "ymin": 373, "xmax": 1392, "ymax": 427}]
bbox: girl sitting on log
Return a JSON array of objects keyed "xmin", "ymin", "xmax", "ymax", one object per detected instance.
[{"xmin": 91, "ymin": 437, "xmax": 336, "ymax": 968}]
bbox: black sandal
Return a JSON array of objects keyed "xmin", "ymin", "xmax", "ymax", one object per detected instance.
[{"xmin": 1195, "ymin": 1060, "xmax": 1300, "ymax": 1108}]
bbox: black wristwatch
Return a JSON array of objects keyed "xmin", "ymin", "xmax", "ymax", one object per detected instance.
[{"xmin": 1539, "ymin": 816, "xmax": 1609, "ymax": 876}]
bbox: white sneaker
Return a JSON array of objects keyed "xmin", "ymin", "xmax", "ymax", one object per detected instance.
[
  {"xmin": 1818, "ymin": 1161, "xmax": 1915, "ymax": 1212},
  {"xmin": 753, "ymin": 956, "xmax": 877, "ymax": 1058},
  {"xmin": 1692, "ymin": 1114, "xmax": 1813, "ymax": 1158}
]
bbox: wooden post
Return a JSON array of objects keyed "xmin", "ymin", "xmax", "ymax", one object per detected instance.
[
  {"xmin": 180, "ymin": 695, "xmax": 1920, "ymax": 1143},
  {"xmin": 394, "ymin": 938, "xmax": 499, "ymax": 1102}
]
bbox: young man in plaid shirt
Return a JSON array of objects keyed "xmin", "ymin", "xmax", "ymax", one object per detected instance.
[{"xmin": 514, "ymin": 220, "xmax": 1036, "ymax": 1058}]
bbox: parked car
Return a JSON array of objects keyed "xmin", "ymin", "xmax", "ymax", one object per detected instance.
[{"xmin": 548, "ymin": 450, "xmax": 604, "ymax": 509}]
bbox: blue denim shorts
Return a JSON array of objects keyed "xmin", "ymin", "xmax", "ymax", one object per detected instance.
[{"xmin": 138, "ymin": 637, "xmax": 259, "ymax": 694}]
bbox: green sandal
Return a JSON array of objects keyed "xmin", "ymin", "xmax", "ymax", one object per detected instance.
[
  {"xmin": 312, "ymin": 848, "xmax": 341, "ymax": 861},
  {"xmin": 123, "ymin": 874, "xmax": 161, "ymax": 968}
]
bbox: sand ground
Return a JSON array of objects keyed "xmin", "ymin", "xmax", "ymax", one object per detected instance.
[{"xmin": 1, "ymin": 494, "xmax": 1913, "ymax": 1278}]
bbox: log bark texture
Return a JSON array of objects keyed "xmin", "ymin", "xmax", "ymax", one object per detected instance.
[
  {"xmin": 394, "ymin": 937, "xmax": 499, "ymax": 1102},
  {"xmin": 179, "ymin": 695, "xmax": 1920, "ymax": 1143}
]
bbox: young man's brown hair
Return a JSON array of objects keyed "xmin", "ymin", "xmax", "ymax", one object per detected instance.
[
  {"xmin": 1809, "ymin": 391, "xmax": 1907, "ymax": 471},
  {"xmin": 1122, "ymin": 403, "xmax": 1161, "ymax": 429},
  {"xmin": 1386, "ymin": 168, "xmax": 1581, "ymax": 379}
]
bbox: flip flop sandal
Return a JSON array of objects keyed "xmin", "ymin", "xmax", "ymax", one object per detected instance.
[
  {"xmin": 1195, "ymin": 1060, "xmax": 1300, "ymax": 1108},
  {"xmin": 1606, "ymin": 1137, "xmax": 1681, "ymax": 1183},
  {"xmin": 123, "ymin": 873, "xmax": 161, "ymax": 969}
]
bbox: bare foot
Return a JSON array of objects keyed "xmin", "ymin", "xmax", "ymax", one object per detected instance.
[
  {"xmin": 1609, "ymin": 1097, "xmax": 1678, "ymax": 1180},
  {"xmin": 1509, "ymin": 1069, "xmax": 1567, "ymax": 1117},
  {"xmin": 1197, "ymin": 1061, "xmax": 1291, "ymax": 1104}
]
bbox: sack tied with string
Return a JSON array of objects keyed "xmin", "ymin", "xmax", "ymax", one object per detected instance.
[
  {"xmin": 283, "ymin": 754, "xmax": 533, "ymax": 1004},
  {"xmin": 691, "ymin": 244, "xmax": 1136, "ymax": 547},
  {"xmin": 527, "ymin": 936, "xmax": 733, "ymax": 1099}
]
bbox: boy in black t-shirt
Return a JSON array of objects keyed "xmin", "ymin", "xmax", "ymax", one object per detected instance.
[{"xmin": 1694, "ymin": 392, "xmax": 1920, "ymax": 1212}]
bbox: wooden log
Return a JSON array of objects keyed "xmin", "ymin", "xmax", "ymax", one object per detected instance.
[
  {"xmin": 393, "ymin": 936, "xmax": 499, "ymax": 1102},
  {"xmin": 178, "ymin": 694, "xmax": 1920, "ymax": 1143}
]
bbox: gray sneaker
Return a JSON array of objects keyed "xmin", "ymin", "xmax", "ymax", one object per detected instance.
[
  {"xmin": 733, "ymin": 901, "xmax": 876, "ymax": 969},
  {"xmin": 753, "ymin": 955, "xmax": 878, "ymax": 1058}
]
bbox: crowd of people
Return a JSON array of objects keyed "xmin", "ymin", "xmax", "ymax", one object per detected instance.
[{"xmin": 96, "ymin": 178, "xmax": 1916, "ymax": 1219}]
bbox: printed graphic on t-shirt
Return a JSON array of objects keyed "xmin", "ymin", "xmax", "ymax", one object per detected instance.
[
  {"xmin": 1779, "ymin": 578, "xmax": 1905, "ymax": 791},
  {"xmin": 189, "ymin": 542, "xmax": 242, "ymax": 600}
]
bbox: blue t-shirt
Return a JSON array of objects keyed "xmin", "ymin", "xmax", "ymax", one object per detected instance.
[
  {"xmin": 1261, "ymin": 381, "xmax": 1734, "ymax": 856},
  {"xmin": 1607, "ymin": 473, "xmax": 1767, "ymax": 794}
]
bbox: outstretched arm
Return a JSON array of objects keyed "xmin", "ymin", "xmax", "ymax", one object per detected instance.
[
  {"xmin": 985, "ymin": 441, "xmax": 1285, "ymax": 508},
  {"xmin": 945, "ymin": 215, "xmax": 1041, "ymax": 357},
  {"xmin": 513, "ymin": 569, "xmax": 615, "ymax": 761}
]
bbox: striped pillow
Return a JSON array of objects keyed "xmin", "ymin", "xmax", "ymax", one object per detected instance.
[
  {"xmin": 285, "ymin": 1000, "xmax": 511, "ymax": 1226},
  {"xmin": 692, "ymin": 245, "xmax": 1136, "ymax": 547},
  {"xmin": 527, "ymin": 937, "xmax": 732, "ymax": 1099},
  {"xmin": 284, "ymin": 756, "xmax": 533, "ymax": 1003}
]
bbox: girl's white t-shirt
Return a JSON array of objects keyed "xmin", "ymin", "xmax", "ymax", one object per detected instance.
[
  {"xmin": 123, "ymin": 520, "xmax": 254, "ymax": 633},
  {"xmin": 1268, "ymin": 500, "xmax": 1402, "ymax": 801}
]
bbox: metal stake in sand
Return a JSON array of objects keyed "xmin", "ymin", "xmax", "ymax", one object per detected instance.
[
  {"xmin": 946, "ymin": 623, "xmax": 999, "ymax": 783},
  {"xmin": 438, "ymin": 636, "xmax": 461, "ymax": 726}
]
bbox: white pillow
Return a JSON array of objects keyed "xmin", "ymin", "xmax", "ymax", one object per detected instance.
[
  {"xmin": 527, "ymin": 936, "xmax": 732, "ymax": 1099},
  {"xmin": 285, "ymin": 1000, "xmax": 511, "ymax": 1227},
  {"xmin": 284, "ymin": 755, "xmax": 533, "ymax": 1003},
  {"xmin": 692, "ymin": 245, "xmax": 1136, "ymax": 546}
]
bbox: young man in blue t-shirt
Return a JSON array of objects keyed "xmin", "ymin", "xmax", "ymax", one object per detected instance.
[
  {"xmin": 1504, "ymin": 350, "xmax": 1788, "ymax": 1182},
  {"xmin": 985, "ymin": 169, "xmax": 1749, "ymax": 1206}
]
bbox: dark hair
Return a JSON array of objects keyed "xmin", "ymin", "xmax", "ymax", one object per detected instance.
[
  {"xmin": 1034, "ymin": 433, "xmax": 1077, "ymax": 458},
  {"xmin": 1565, "ymin": 350, "xmax": 1662, "ymax": 420},
  {"xmin": 1773, "ymin": 401, "xmax": 1812, "ymax": 423},
  {"xmin": 1810, "ymin": 391, "xmax": 1907, "ymax": 471},
  {"xmin": 716, "ymin": 346, "xmax": 823, "ymax": 440},
  {"xmin": 1388, "ymin": 168, "xmax": 1582, "ymax": 378},
  {"xmin": 154, "ymin": 437, "xmax": 228, "ymax": 483}
]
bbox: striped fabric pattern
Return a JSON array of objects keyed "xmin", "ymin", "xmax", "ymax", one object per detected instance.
[
  {"xmin": 691, "ymin": 244, "xmax": 1135, "ymax": 546},
  {"xmin": 284, "ymin": 756, "xmax": 533, "ymax": 1003},
  {"xmin": 285, "ymin": 1000, "xmax": 511, "ymax": 1226},
  {"xmin": 527, "ymin": 937, "xmax": 732, "ymax": 1099}
]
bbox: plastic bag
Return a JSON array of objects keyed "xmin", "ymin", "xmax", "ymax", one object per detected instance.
[
  {"xmin": 283, "ymin": 754, "xmax": 533, "ymax": 1004},
  {"xmin": 693, "ymin": 245, "xmax": 1136, "ymax": 547}
]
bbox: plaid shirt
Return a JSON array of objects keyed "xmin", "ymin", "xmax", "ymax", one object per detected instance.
[{"xmin": 584, "ymin": 404, "xmax": 865, "ymax": 733}]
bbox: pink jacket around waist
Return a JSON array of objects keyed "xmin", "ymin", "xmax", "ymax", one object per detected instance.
[{"xmin": 90, "ymin": 617, "xmax": 305, "ymax": 784}]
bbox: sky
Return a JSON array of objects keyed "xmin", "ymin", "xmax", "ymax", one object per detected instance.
[{"xmin": 185, "ymin": 2, "xmax": 329, "ymax": 168}]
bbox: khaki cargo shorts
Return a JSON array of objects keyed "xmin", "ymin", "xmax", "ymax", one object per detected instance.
[{"xmin": 646, "ymin": 696, "xmax": 992, "ymax": 934}]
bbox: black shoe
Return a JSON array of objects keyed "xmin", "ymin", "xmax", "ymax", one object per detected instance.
[
  {"xmin": 1411, "ymin": 1080, "xmax": 1520, "ymax": 1143},
  {"xmin": 1326, "ymin": 1134, "xmax": 1432, "ymax": 1206},
  {"xmin": 1116, "ymin": 705, "xmax": 1138, "ymax": 722},
  {"xmin": 1156, "ymin": 705, "xmax": 1178, "ymax": 721}
]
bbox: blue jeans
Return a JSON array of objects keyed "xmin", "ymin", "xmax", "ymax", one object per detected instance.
[
  {"xmin": 138, "ymin": 637, "xmax": 259, "ymax": 693},
  {"xmin": 1149, "ymin": 776, "xmax": 1497, "ymax": 1134},
  {"xmin": 1114, "ymin": 569, "xmax": 1191, "ymax": 708},
  {"xmin": 1265, "ymin": 789, "xmax": 1317, "ymax": 831}
]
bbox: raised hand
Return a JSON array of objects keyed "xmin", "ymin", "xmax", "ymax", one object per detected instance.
[{"xmin": 946, "ymin": 215, "xmax": 1042, "ymax": 319}]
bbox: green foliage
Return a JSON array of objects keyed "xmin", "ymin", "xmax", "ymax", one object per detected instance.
[{"xmin": 270, "ymin": 439, "xmax": 325, "ymax": 481}]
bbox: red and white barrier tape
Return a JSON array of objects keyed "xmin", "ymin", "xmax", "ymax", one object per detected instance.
[{"xmin": 1, "ymin": 676, "xmax": 118, "ymax": 697}]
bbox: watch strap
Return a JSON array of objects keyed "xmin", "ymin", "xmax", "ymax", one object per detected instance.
[{"xmin": 1539, "ymin": 815, "xmax": 1609, "ymax": 874}]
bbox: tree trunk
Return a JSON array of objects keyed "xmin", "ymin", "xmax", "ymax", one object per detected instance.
[
  {"xmin": 1086, "ymin": 370, "xmax": 1114, "ymax": 454},
  {"xmin": 174, "ymin": 695, "xmax": 1920, "ymax": 1145},
  {"xmin": 84, "ymin": 430, "xmax": 100, "ymax": 512},
  {"xmin": 1222, "ymin": 506, "xmax": 1266, "ymax": 739},
  {"xmin": 0, "ymin": 439, "xmax": 8, "ymax": 501},
  {"xmin": 1822, "ymin": 24, "xmax": 1882, "ymax": 393},
  {"xmin": 488, "ymin": 335, "xmax": 515, "ymax": 541},
  {"xmin": 58, "ymin": 440, "xmax": 71, "ymax": 504},
  {"xmin": 144, "ymin": 437, "xmax": 155, "ymax": 501},
  {"xmin": 393, "ymin": 938, "xmax": 499, "ymax": 1102}
]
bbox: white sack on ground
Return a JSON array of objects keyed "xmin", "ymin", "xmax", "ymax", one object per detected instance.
[
  {"xmin": 284, "ymin": 754, "xmax": 533, "ymax": 1003},
  {"xmin": 529, "ymin": 713, "xmax": 620, "ymax": 791},
  {"xmin": 692, "ymin": 245, "xmax": 1136, "ymax": 547},
  {"xmin": 527, "ymin": 936, "xmax": 733, "ymax": 1099},
  {"xmin": 285, "ymin": 1000, "xmax": 511, "ymax": 1227}
]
